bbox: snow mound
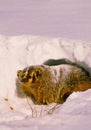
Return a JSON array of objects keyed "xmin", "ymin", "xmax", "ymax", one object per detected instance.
[{"xmin": 0, "ymin": 35, "xmax": 91, "ymax": 130}]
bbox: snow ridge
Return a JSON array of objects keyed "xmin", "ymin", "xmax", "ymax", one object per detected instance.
[{"xmin": 0, "ymin": 35, "xmax": 91, "ymax": 130}]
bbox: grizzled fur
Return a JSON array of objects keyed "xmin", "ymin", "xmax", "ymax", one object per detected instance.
[{"xmin": 17, "ymin": 63, "xmax": 91, "ymax": 105}]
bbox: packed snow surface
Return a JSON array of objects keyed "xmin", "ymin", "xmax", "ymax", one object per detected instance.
[{"xmin": 0, "ymin": 35, "xmax": 91, "ymax": 130}]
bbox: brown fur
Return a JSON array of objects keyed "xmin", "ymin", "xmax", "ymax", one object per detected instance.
[{"xmin": 17, "ymin": 65, "xmax": 91, "ymax": 105}]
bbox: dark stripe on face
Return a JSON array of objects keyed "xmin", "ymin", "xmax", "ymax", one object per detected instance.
[
  {"xmin": 32, "ymin": 74, "xmax": 36, "ymax": 83},
  {"xmin": 36, "ymin": 70, "xmax": 41, "ymax": 77}
]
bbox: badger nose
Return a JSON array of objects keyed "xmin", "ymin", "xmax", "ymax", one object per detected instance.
[{"xmin": 20, "ymin": 78, "xmax": 28, "ymax": 82}]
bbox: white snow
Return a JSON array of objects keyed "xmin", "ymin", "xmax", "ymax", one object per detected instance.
[{"xmin": 0, "ymin": 35, "xmax": 91, "ymax": 130}]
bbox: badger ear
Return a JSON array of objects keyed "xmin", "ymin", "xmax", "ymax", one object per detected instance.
[{"xmin": 17, "ymin": 70, "xmax": 22, "ymax": 77}]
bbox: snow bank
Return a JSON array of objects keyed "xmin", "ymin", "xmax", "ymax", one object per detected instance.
[{"xmin": 0, "ymin": 35, "xmax": 91, "ymax": 130}]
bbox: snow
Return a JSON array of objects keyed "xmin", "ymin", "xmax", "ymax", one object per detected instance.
[
  {"xmin": 0, "ymin": 0, "xmax": 91, "ymax": 129},
  {"xmin": 0, "ymin": 35, "xmax": 91, "ymax": 130}
]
